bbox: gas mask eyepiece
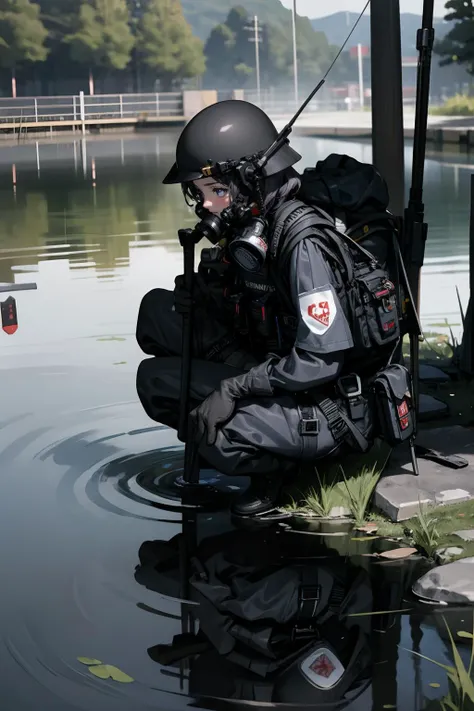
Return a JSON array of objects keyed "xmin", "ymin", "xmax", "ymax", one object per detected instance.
[{"xmin": 227, "ymin": 217, "xmax": 268, "ymax": 273}]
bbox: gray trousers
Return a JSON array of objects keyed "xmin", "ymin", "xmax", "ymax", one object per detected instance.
[{"xmin": 136, "ymin": 288, "xmax": 349, "ymax": 477}]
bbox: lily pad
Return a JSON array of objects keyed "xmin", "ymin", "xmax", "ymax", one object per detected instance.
[
  {"xmin": 88, "ymin": 664, "xmax": 134, "ymax": 683},
  {"xmin": 88, "ymin": 664, "xmax": 111, "ymax": 680},
  {"xmin": 356, "ymin": 523, "xmax": 378, "ymax": 533},
  {"xmin": 77, "ymin": 657, "xmax": 102, "ymax": 665},
  {"xmin": 378, "ymin": 547, "xmax": 417, "ymax": 560},
  {"xmin": 457, "ymin": 631, "xmax": 474, "ymax": 639},
  {"xmin": 429, "ymin": 682, "xmax": 441, "ymax": 688},
  {"xmin": 351, "ymin": 536, "xmax": 380, "ymax": 541}
]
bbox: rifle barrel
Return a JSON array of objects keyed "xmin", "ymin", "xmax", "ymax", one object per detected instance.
[{"xmin": 409, "ymin": 0, "xmax": 434, "ymax": 206}]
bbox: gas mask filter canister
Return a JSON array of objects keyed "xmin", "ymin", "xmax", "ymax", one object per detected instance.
[{"xmin": 227, "ymin": 217, "xmax": 268, "ymax": 273}]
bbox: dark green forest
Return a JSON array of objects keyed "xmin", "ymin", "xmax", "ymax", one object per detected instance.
[
  {"xmin": 0, "ymin": 0, "xmax": 470, "ymax": 97},
  {"xmin": 0, "ymin": 0, "xmax": 349, "ymax": 96}
]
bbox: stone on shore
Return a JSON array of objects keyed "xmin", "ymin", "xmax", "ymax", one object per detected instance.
[
  {"xmin": 412, "ymin": 557, "xmax": 474, "ymax": 604},
  {"xmin": 454, "ymin": 530, "xmax": 474, "ymax": 542},
  {"xmin": 374, "ymin": 426, "xmax": 474, "ymax": 521},
  {"xmin": 434, "ymin": 546, "xmax": 464, "ymax": 565}
]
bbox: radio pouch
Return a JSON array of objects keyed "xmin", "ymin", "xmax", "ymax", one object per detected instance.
[{"xmin": 372, "ymin": 364, "xmax": 415, "ymax": 445}]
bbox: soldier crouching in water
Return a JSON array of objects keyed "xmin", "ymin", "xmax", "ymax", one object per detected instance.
[{"xmin": 136, "ymin": 100, "xmax": 401, "ymax": 518}]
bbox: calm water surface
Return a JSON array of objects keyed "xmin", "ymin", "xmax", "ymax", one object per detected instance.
[{"xmin": 0, "ymin": 133, "xmax": 472, "ymax": 711}]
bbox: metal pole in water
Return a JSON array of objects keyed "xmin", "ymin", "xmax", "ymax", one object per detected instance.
[
  {"xmin": 370, "ymin": 0, "xmax": 405, "ymax": 215},
  {"xmin": 81, "ymin": 138, "xmax": 87, "ymax": 178},
  {"xmin": 357, "ymin": 43, "xmax": 364, "ymax": 109},
  {"xmin": 79, "ymin": 90, "xmax": 86, "ymax": 135},
  {"xmin": 254, "ymin": 16, "xmax": 261, "ymax": 106},
  {"xmin": 36, "ymin": 141, "xmax": 40, "ymax": 176},
  {"xmin": 291, "ymin": 0, "xmax": 299, "ymax": 106}
]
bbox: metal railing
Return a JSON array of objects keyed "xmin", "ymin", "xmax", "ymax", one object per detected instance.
[
  {"xmin": 0, "ymin": 92, "xmax": 183, "ymax": 124},
  {"xmin": 0, "ymin": 89, "xmax": 426, "ymax": 126},
  {"xmin": 243, "ymin": 89, "xmax": 420, "ymax": 114}
]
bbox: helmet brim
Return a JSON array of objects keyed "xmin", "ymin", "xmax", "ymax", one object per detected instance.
[
  {"xmin": 263, "ymin": 143, "xmax": 302, "ymax": 177},
  {"xmin": 162, "ymin": 162, "xmax": 205, "ymax": 184},
  {"xmin": 162, "ymin": 142, "xmax": 302, "ymax": 185}
]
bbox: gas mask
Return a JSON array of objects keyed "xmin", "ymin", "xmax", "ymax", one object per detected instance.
[{"xmin": 194, "ymin": 200, "xmax": 269, "ymax": 273}]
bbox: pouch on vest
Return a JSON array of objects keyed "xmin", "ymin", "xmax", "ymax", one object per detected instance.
[
  {"xmin": 372, "ymin": 364, "xmax": 415, "ymax": 445},
  {"xmin": 346, "ymin": 263, "xmax": 400, "ymax": 350},
  {"xmin": 272, "ymin": 201, "xmax": 401, "ymax": 359}
]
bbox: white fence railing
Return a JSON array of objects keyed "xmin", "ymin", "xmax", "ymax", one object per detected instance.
[
  {"xmin": 0, "ymin": 89, "xmax": 427, "ymax": 126},
  {"xmin": 0, "ymin": 92, "xmax": 183, "ymax": 124},
  {"xmin": 243, "ymin": 89, "xmax": 420, "ymax": 114}
]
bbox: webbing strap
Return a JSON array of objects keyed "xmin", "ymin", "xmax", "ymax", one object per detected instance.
[
  {"xmin": 270, "ymin": 200, "xmax": 310, "ymax": 259},
  {"xmin": 317, "ymin": 397, "xmax": 371, "ymax": 453},
  {"xmin": 318, "ymin": 397, "xmax": 349, "ymax": 443}
]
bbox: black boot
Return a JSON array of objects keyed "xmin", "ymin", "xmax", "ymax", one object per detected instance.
[{"xmin": 230, "ymin": 475, "xmax": 283, "ymax": 517}]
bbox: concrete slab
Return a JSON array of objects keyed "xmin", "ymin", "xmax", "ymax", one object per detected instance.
[
  {"xmin": 435, "ymin": 489, "xmax": 471, "ymax": 505},
  {"xmin": 454, "ymin": 530, "xmax": 474, "ymax": 542},
  {"xmin": 374, "ymin": 426, "xmax": 474, "ymax": 521},
  {"xmin": 419, "ymin": 394, "xmax": 449, "ymax": 422},
  {"xmin": 419, "ymin": 364, "xmax": 450, "ymax": 384}
]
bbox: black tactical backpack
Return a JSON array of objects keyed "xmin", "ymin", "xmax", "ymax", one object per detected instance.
[{"xmin": 298, "ymin": 152, "xmax": 400, "ymax": 269}]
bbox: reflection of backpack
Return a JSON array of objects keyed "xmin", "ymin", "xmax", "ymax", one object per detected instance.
[
  {"xmin": 148, "ymin": 529, "xmax": 373, "ymax": 707},
  {"xmin": 270, "ymin": 156, "xmax": 403, "ymax": 371}
]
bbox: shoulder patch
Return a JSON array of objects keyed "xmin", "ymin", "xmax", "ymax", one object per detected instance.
[{"xmin": 299, "ymin": 287, "xmax": 336, "ymax": 335}]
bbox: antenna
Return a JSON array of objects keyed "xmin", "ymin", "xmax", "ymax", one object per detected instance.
[{"xmin": 257, "ymin": 0, "xmax": 371, "ymax": 172}]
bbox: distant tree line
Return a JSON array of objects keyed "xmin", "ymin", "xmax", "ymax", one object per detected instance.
[
  {"xmin": 0, "ymin": 0, "xmax": 205, "ymax": 96},
  {"xmin": 0, "ymin": 0, "xmax": 358, "ymax": 97},
  {"xmin": 0, "ymin": 0, "xmax": 470, "ymax": 98},
  {"xmin": 434, "ymin": 0, "xmax": 474, "ymax": 85}
]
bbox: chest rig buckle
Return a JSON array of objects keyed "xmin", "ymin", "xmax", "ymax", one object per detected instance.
[{"xmin": 337, "ymin": 374, "xmax": 365, "ymax": 420}]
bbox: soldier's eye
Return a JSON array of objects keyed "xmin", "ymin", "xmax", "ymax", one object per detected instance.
[{"xmin": 213, "ymin": 187, "xmax": 228, "ymax": 197}]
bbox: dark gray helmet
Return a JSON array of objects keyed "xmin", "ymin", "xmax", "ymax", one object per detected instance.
[{"xmin": 163, "ymin": 100, "xmax": 301, "ymax": 184}]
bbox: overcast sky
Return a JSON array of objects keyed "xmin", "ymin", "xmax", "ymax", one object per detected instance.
[{"xmin": 280, "ymin": 0, "xmax": 447, "ymax": 19}]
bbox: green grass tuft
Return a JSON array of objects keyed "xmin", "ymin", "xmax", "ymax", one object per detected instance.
[
  {"xmin": 409, "ymin": 504, "xmax": 440, "ymax": 558},
  {"xmin": 340, "ymin": 464, "xmax": 381, "ymax": 526}
]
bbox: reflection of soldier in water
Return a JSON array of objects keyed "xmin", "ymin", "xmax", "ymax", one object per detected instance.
[{"xmin": 135, "ymin": 525, "xmax": 379, "ymax": 707}]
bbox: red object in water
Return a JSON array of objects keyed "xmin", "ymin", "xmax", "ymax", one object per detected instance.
[{"xmin": 1, "ymin": 296, "xmax": 18, "ymax": 335}]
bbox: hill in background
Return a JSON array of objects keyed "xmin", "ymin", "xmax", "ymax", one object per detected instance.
[
  {"xmin": 181, "ymin": 1, "xmax": 449, "ymax": 58},
  {"xmin": 181, "ymin": 0, "xmax": 293, "ymax": 42},
  {"xmin": 311, "ymin": 12, "xmax": 449, "ymax": 56}
]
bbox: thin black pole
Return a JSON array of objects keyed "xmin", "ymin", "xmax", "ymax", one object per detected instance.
[
  {"xmin": 370, "ymin": 0, "xmax": 405, "ymax": 216},
  {"xmin": 468, "ymin": 174, "xmax": 474, "ymax": 374},
  {"xmin": 403, "ymin": 0, "xmax": 435, "ymax": 419},
  {"xmin": 178, "ymin": 228, "xmax": 200, "ymax": 484}
]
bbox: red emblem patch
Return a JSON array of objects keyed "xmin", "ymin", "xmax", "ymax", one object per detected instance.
[
  {"xmin": 309, "ymin": 653, "xmax": 336, "ymax": 678},
  {"xmin": 308, "ymin": 301, "xmax": 330, "ymax": 327}
]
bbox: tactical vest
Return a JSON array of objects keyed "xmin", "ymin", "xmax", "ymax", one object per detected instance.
[
  {"xmin": 267, "ymin": 198, "xmax": 401, "ymax": 372},
  {"xmin": 198, "ymin": 198, "xmax": 401, "ymax": 372}
]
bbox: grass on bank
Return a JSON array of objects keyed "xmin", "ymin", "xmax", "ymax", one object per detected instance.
[
  {"xmin": 283, "ymin": 454, "xmax": 474, "ymax": 561},
  {"xmin": 370, "ymin": 499, "xmax": 474, "ymax": 560}
]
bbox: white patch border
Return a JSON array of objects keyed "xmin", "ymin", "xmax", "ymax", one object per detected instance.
[
  {"xmin": 299, "ymin": 646, "xmax": 345, "ymax": 690},
  {"xmin": 298, "ymin": 285, "xmax": 337, "ymax": 336}
]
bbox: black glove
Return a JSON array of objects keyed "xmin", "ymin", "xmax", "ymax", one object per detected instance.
[
  {"xmin": 173, "ymin": 274, "xmax": 208, "ymax": 315},
  {"xmin": 190, "ymin": 361, "xmax": 274, "ymax": 446}
]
